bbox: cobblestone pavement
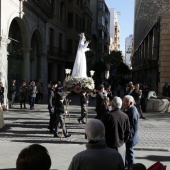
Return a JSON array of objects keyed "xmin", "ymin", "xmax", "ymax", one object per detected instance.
[{"xmin": 0, "ymin": 94, "xmax": 170, "ymax": 151}]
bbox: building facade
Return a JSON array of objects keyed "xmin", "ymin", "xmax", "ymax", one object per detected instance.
[
  {"xmin": 90, "ymin": 0, "xmax": 110, "ymax": 60},
  {"xmin": 132, "ymin": 0, "xmax": 170, "ymax": 94},
  {"xmin": 66, "ymin": 0, "xmax": 95, "ymax": 73},
  {"xmin": 109, "ymin": 8, "xmax": 120, "ymax": 52},
  {"xmin": 0, "ymin": 0, "xmax": 95, "ymax": 105},
  {"xmin": 125, "ymin": 34, "xmax": 133, "ymax": 68}
]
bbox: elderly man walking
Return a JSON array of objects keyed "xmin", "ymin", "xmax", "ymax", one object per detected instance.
[
  {"xmin": 123, "ymin": 95, "xmax": 139, "ymax": 170},
  {"xmin": 68, "ymin": 119, "xmax": 124, "ymax": 170},
  {"xmin": 103, "ymin": 96, "xmax": 130, "ymax": 165}
]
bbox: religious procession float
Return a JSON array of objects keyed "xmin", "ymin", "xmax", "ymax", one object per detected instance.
[{"xmin": 64, "ymin": 33, "xmax": 95, "ymax": 93}]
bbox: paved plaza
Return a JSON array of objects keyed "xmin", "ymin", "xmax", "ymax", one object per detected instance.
[{"xmin": 0, "ymin": 94, "xmax": 170, "ymax": 170}]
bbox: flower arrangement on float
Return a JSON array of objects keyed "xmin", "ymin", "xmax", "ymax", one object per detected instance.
[{"xmin": 63, "ymin": 75, "xmax": 95, "ymax": 93}]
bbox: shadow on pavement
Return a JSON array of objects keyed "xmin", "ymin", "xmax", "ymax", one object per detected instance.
[{"xmin": 136, "ymin": 155, "xmax": 170, "ymax": 162}]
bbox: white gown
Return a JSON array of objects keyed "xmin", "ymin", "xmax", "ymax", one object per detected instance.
[{"xmin": 72, "ymin": 33, "xmax": 90, "ymax": 78}]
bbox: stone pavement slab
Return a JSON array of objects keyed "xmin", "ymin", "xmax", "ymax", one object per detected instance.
[{"xmin": 0, "ymin": 94, "xmax": 170, "ymax": 169}]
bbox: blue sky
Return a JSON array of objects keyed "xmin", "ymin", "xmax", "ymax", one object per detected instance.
[{"xmin": 105, "ymin": 0, "xmax": 134, "ymax": 54}]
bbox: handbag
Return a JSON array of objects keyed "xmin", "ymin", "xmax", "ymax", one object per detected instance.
[{"xmin": 147, "ymin": 161, "xmax": 166, "ymax": 170}]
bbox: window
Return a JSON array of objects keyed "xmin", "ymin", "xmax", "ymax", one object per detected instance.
[
  {"xmin": 89, "ymin": 22, "xmax": 92, "ymax": 35},
  {"xmin": 79, "ymin": 18, "xmax": 82, "ymax": 32},
  {"xmin": 83, "ymin": 18, "xmax": 85, "ymax": 32},
  {"xmin": 87, "ymin": 20, "xmax": 90, "ymax": 34},
  {"xmin": 68, "ymin": 13, "xmax": 73, "ymax": 28},
  {"xmin": 67, "ymin": 39, "xmax": 73, "ymax": 54},
  {"xmin": 75, "ymin": 14, "xmax": 79, "ymax": 31},
  {"xmin": 75, "ymin": 40, "xmax": 79, "ymax": 53},
  {"xmin": 59, "ymin": 33, "xmax": 63, "ymax": 51},
  {"xmin": 49, "ymin": 28, "xmax": 54, "ymax": 54},
  {"xmin": 98, "ymin": 30, "xmax": 104, "ymax": 39},
  {"xmin": 49, "ymin": 28, "xmax": 54, "ymax": 46},
  {"xmin": 98, "ymin": 16, "xmax": 105, "ymax": 26},
  {"xmin": 59, "ymin": 2, "xmax": 65, "ymax": 20},
  {"xmin": 98, "ymin": 2, "xmax": 103, "ymax": 10},
  {"xmin": 98, "ymin": 16, "xmax": 102, "ymax": 24}
]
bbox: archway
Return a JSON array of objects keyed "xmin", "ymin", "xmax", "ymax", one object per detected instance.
[
  {"xmin": 8, "ymin": 19, "xmax": 24, "ymax": 86},
  {"xmin": 30, "ymin": 30, "xmax": 43, "ymax": 81}
]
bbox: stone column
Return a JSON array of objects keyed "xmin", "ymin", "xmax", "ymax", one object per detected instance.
[
  {"xmin": 22, "ymin": 48, "xmax": 31, "ymax": 83},
  {"xmin": 39, "ymin": 53, "xmax": 47, "ymax": 103},
  {"xmin": 38, "ymin": 53, "xmax": 46, "ymax": 81},
  {"xmin": 0, "ymin": 36, "xmax": 10, "ymax": 108}
]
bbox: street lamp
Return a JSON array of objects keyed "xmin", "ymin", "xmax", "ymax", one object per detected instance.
[
  {"xmin": 105, "ymin": 71, "xmax": 109, "ymax": 80},
  {"xmin": 90, "ymin": 70, "xmax": 95, "ymax": 77},
  {"xmin": 65, "ymin": 69, "xmax": 71, "ymax": 78}
]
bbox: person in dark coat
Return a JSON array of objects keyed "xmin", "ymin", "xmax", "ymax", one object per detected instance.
[
  {"xmin": 0, "ymin": 82, "xmax": 4, "ymax": 105},
  {"xmin": 78, "ymin": 92, "xmax": 87, "ymax": 124},
  {"xmin": 19, "ymin": 81, "xmax": 28, "ymax": 109},
  {"xmin": 54, "ymin": 94, "xmax": 71, "ymax": 138},
  {"xmin": 123, "ymin": 95, "xmax": 139, "ymax": 170},
  {"xmin": 106, "ymin": 84, "xmax": 113, "ymax": 101},
  {"xmin": 162, "ymin": 83, "xmax": 169, "ymax": 97},
  {"xmin": 95, "ymin": 84, "xmax": 104, "ymax": 119},
  {"xmin": 28, "ymin": 81, "xmax": 37, "ymax": 110},
  {"xmin": 48, "ymin": 83, "xmax": 57, "ymax": 132},
  {"xmin": 103, "ymin": 96, "xmax": 130, "ymax": 165},
  {"xmin": 68, "ymin": 119, "xmax": 124, "ymax": 170},
  {"xmin": 10, "ymin": 79, "xmax": 16, "ymax": 108},
  {"xmin": 100, "ymin": 93, "xmax": 110, "ymax": 122},
  {"xmin": 131, "ymin": 84, "xmax": 145, "ymax": 119},
  {"xmin": 140, "ymin": 83, "xmax": 149, "ymax": 112}
]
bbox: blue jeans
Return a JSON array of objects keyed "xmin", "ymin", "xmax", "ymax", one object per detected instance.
[
  {"xmin": 125, "ymin": 146, "xmax": 134, "ymax": 170},
  {"xmin": 29, "ymin": 97, "xmax": 35, "ymax": 108}
]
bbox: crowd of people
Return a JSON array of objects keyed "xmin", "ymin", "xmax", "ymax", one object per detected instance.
[
  {"xmin": 1, "ymin": 79, "xmax": 166, "ymax": 170},
  {"xmin": 46, "ymin": 81, "xmax": 149, "ymax": 169},
  {"xmin": 15, "ymin": 119, "xmax": 147, "ymax": 170},
  {"xmin": 7, "ymin": 79, "xmax": 44, "ymax": 109},
  {"xmin": 94, "ymin": 83, "xmax": 140, "ymax": 170}
]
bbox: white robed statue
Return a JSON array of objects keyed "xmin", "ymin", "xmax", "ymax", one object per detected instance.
[{"xmin": 72, "ymin": 33, "xmax": 90, "ymax": 78}]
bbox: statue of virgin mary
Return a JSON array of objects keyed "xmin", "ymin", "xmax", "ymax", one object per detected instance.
[{"xmin": 72, "ymin": 33, "xmax": 90, "ymax": 78}]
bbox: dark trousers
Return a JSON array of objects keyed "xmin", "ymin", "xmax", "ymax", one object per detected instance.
[
  {"xmin": 108, "ymin": 143, "xmax": 126, "ymax": 166},
  {"xmin": 48, "ymin": 108, "xmax": 56, "ymax": 130},
  {"xmin": 79, "ymin": 104, "xmax": 86, "ymax": 121},
  {"xmin": 54, "ymin": 114, "xmax": 67, "ymax": 136},
  {"xmin": 20, "ymin": 100, "xmax": 26, "ymax": 108}
]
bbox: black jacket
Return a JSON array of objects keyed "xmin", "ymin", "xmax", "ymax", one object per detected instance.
[{"xmin": 103, "ymin": 109, "xmax": 130, "ymax": 148}]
